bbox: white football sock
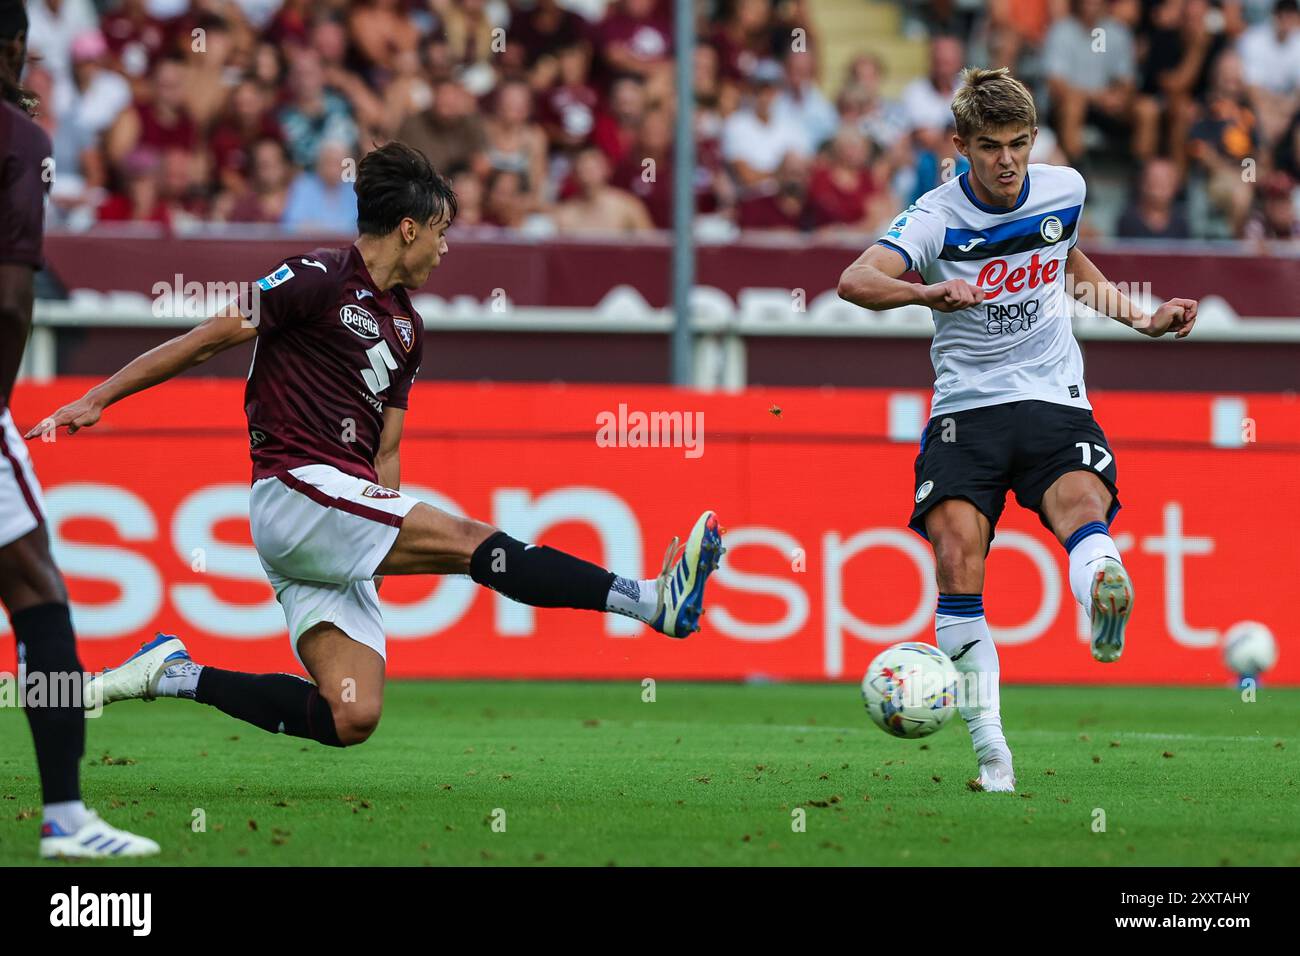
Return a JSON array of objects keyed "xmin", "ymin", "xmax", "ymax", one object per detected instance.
[
  {"xmin": 44, "ymin": 800, "xmax": 90, "ymax": 833},
  {"xmin": 935, "ymin": 595, "xmax": 1011, "ymax": 768},
  {"xmin": 154, "ymin": 660, "xmax": 203, "ymax": 699},
  {"xmin": 1066, "ymin": 522, "xmax": 1122, "ymax": 614},
  {"xmin": 605, "ymin": 575, "xmax": 659, "ymax": 623}
]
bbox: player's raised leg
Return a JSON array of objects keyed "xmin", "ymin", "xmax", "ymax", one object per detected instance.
[
  {"xmin": 924, "ymin": 499, "xmax": 1015, "ymax": 793},
  {"xmin": 1041, "ymin": 470, "xmax": 1130, "ymax": 663},
  {"xmin": 376, "ymin": 502, "xmax": 725, "ymax": 639}
]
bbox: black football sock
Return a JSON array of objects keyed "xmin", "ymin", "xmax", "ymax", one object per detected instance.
[
  {"xmin": 194, "ymin": 668, "xmax": 342, "ymax": 747},
  {"xmin": 469, "ymin": 531, "xmax": 616, "ymax": 610},
  {"xmin": 11, "ymin": 602, "xmax": 85, "ymax": 804}
]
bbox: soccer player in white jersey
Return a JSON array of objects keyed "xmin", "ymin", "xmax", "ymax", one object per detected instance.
[{"xmin": 837, "ymin": 68, "xmax": 1197, "ymax": 792}]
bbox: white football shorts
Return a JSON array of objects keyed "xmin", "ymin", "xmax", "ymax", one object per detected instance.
[
  {"xmin": 0, "ymin": 408, "xmax": 46, "ymax": 548},
  {"xmin": 249, "ymin": 463, "xmax": 422, "ymax": 664}
]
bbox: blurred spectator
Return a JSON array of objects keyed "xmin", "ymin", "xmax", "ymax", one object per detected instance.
[
  {"xmin": 382, "ymin": 41, "xmax": 437, "ymax": 135},
  {"xmin": 1243, "ymin": 170, "xmax": 1300, "ymax": 237},
  {"xmin": 26, "ymin": 60, "xmax": 105, "ymax": 224},
  {"xmin": 449, "ymin": 167, "xmax": 486, "ymax": 226},
  {"xmin": 839, "ymin": 54, "xmax": 909, "ymax": 154},
  {"xmin": 551, "ymin": 146, "xmax": 654, "ymax": 232},
  {"xmin": 807, "ymin": 128, "xmax": 891, "ymax": 232},
  {"xmin": 282, "ymin": 139, "xmax": 358, "ymax": 233},
  {"xmin": 537, "ymin": 41, "xmax": 600, "ymax": 156},
  {"xmin": 267, "ymin": 0, "xmax": 313, "ymax": 48},
  {"xmin": 736, "ymin": 152, "xmax": 823, "ymax": 231},
  {"xmin": 58, "ymin": 30, "xmax": 132, "ymax": 142},
  {"xmin": 1045, "ymin": 0, "xmax": 1139, "ymax": 162},
  {"xmin": 774, "ymin": 51, "xmax": 839, "ymax": 150},
  {"xmin": 106, "ymin": 57, "xmax": 198, "ymax": 169},
  {"xmin": 347, "ymin": 0, "xmax": 420, "ymax": 78},
  {"xmin": 900, "ymin": 34, "xmax": 964, "ymax": 149},
  {"xmin": 396, "ymin": 78, "xmax": 488, "ymax": 177},
  {"xmin": 157, "ymin": 145, "xmax": 209, "ymax": 226},
  {"xmin": 439, "ymin": 0, "xmax": 502, "ymax": 70},
  {"xmin": 314, "ymin": 17, "xmax": 387, "ymax": 138},
  {"xmin": 1133, "ymin": 0, "xmax": 1225, "ymax": 170},
  {"xmin": 277, "ymin": 49, "xmax": 358, "ymax": 169},
  {"xmin": 96, "ymin": 144, "xmax": 206, "ymax": 228},
  {"xmin": 1274, "ymin": 105, "xmax": 1300, "ymax": 179},
  {"xmin": 595, "ymin": 0, "xmax": 672, "ymax": 96},
  {"xmin": 1116, "ymin": 157, "xmax": 1192, "ymax": 237},
  {"xmin": 208, "ymin": 78, "xmax": 284, "ymax": 195},
  {"xmin": 915, "ymin": 0, "xmax": 985, "ymax": 38},
  {"xmin": 722, "ymin": 59, "xmax": 812, "ymax": 190},
  {"xmin": 182, "ymin": 14, "xmax": 238, "ymax": 131},
  {"xmin": 711, "ymin": 0, "xmax": 779, "ymax": 82},
  {"xmin": 612, "ymin": 107, "xmax": 673, "ymax": 227},
  {"xmin": 906, "ymin": 121, "xmax": 970, "ymax": 203},
  {"xmin": 593, "ymin": 74, "xmax": 648, "ymax": 169},
  {"xmin": 25, "ymin": 0, "xmax": 99, "ymax": 101},
  {"xmin": 484, "ymin": 80, "xmax": 549, "ymax": 207},
  {"xmin": 97, "ymin": 147, "xmax": 169, "ymax": 225},
  {"xmin": 1189, "ymin": 49, "xmax": 1259, "ymax": 233},
  {"xmin": 100, "ymin": 0, "xmax": 172, "ymax": 82},
  {"xmin": 484, "ymin": 168, "xmax": 530, "ymax": 228},
  {"xmin": 983, "ymin": 0, "xmax": 1054, "ymax": 69},
  {"xmin": 215, "ymin": 137, "xmax": 293, "ymax": 224},
  {"xmin": 1237, "ymin": 0, "xmax": 1300, "ymax": 145},
  {"xmin": 511, "ymin": 0, "xmax": 591, "ymax": 75},
  {"xmin": 252, "ymin": 41, "xmax": 286, "ymax": 90}
]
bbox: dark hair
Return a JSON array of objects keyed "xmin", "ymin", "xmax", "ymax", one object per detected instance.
[
  {"xmin": 355, "ymin": 141, "xmax": 457, "ymax": 236},
  {"xmin": 0, "ymin": 0, "xmax": 34, "ymax": 113}
]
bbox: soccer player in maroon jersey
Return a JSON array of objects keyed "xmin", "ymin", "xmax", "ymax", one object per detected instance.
[
  {"xmin": 0, "ymin": 1, "xmax": 159, "ymax": 858},
  {"xmin": 32, "ymin": 141, "xmax": 724, "ymax": 752}
]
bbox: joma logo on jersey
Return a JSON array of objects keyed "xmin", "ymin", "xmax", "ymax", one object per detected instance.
[
  {"xmin": 985, "ymin": 299, "xmax": 1040, "ymax": 335},
  {"xmin": 975, "ymin": 252, "xmax": 1060, "ymax": 301},
  {"xmin": 339, "ymin": 305, "xmax": 380, "ymax": 339}
]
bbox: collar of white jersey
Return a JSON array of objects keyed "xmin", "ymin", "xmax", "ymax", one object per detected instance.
[{"xmin": 958, "ymin": 169, "xmax": 1031, "ymax": 215}]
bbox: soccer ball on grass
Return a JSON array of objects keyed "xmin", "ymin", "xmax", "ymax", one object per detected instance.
[{"xmin": 860, "ymin": 642, "xmax": 959, "ymax": 739}]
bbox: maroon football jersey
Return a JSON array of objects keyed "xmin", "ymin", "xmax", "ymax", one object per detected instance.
[
  {"xmin": 0, "ymin": 100, "xmax": 53, "ymax": 410},
  {"xmin": 244, "ymin": 244, "xmax": 424, "ymax": 484}
]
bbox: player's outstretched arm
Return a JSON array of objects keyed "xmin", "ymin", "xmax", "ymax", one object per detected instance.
[
  {"xmin": 838, "ymin": 244, "xmax": 984, "ymax": 313},
  {"xmin": 23, "ymin": 303, "xmax": 258, "ymax": 438},
  {"xmin": 1064, "ymin": 246, "xmax": 1197, "ymax": 338}
]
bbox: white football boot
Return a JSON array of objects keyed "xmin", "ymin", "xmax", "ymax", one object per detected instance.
[
  {"xmin": 84, "ymin": 632, "xmax": 190, "ymax": 709},
  {"xmin": 977, "ymin": 759, "xmax": 1017, "ymax": 793},
  {"xmin": 652, "ymin": 511, "xmax": 725, "ymax": 638},
  {"xmin": 40, "ymin": 812, "xmax": 160, "ymax": 859},
  {"xmin": 1090, "ymin": 559, "xmax": 1133, "ymax": 663}
]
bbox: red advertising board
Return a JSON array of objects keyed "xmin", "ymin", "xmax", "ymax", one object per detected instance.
[{"xmin": 6, "ymin": 379, "xmax": 1297, "ymax": 685}]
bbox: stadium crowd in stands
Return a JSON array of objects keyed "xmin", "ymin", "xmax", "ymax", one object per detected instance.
[{"xmin": 20, "ymin": 0, "xmax": 1300, "ymax": 242}]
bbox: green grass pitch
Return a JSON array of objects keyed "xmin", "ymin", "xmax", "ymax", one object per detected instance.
[{"xmin": 1, "ymin": 682, "xmax": 1297, "ymax": 866}]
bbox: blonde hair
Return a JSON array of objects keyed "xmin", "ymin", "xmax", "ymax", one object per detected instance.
[{"xmin": 950, "ymin": 67, "xmax": 1037, "ymax": 140}]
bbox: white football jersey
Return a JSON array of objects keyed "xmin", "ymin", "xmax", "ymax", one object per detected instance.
[{"xmin": 877, "ymin": 163, "xmax": 1088, "ymax": 417}]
